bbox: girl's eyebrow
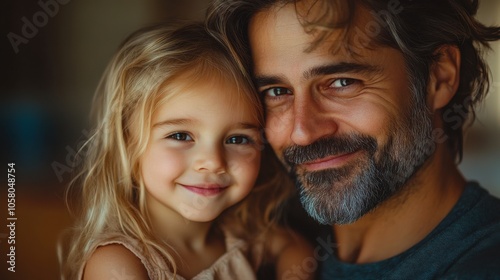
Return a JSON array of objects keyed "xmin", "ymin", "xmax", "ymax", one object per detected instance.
[
  {"xmin": 153, "ymin": 118, "xmax": 194, "ymax": 128},
  {"xmin": 237, "ymin": 122, "xmax": 260, "ymax": 130},
  {"xmin": 153, "ymin": 119, "xmax": 260, "ymax": 130}
]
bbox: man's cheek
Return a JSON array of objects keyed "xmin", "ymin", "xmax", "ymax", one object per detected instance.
[{"xmin": 265, "ymin": 114, "xmax": 290, "ymax": 143}]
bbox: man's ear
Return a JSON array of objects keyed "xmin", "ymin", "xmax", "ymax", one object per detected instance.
[{"xmin": 427, "ymin": 45, "xmax": 461, "ymax": 111}]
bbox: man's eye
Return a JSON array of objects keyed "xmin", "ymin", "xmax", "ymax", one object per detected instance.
[
  {"xmin": 262, "ymin": 87, "xmax": 292, "ymax": 97},
  {"xmin": 226, "ymin": 136, "xmax": 252, "ymax": 145},
  {"xmin": 167, "ymin": 133, "xmax": 193, "ymax": 141},
  {"xmin": 329, "ymin": 78, "xmax": 357, "ymax": 88}
]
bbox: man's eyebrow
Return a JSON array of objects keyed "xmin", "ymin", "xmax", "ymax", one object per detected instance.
[
  {"xmin": 253, "ymin": 75, "xmax": 285, "ymax": 89},
  {"xmin": 254, "ymin": 62, "xmax": 381, "ymax": 89},
  {"xmin": 304, "ymin": 62, "xmax": 382, "ymax": 80}
]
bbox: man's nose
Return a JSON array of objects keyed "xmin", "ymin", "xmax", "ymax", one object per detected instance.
[{"xmin": 290, "ymin": 92, "xmax": 338, "ymax": 146}]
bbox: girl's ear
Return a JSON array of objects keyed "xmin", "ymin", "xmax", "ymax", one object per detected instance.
[{"xmin": 427, "ymin": 45, "xmax": 461, "ymax": 111}]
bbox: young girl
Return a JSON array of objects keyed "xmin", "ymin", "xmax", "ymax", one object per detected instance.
[{"xmin": 60, "ymin": 22, "xmax": 315, "ymax": 280}]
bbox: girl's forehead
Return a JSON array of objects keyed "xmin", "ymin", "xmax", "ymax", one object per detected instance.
[
  {"xmin": 157, "ymin": 67, "xmax": 254, "ymax": 105},
  {"xmin": 150, "ymin": 60, "xmax": 263, "ymax": 121},
  {"xmin": 152, "ymin": 80, "xmax": 261, "ymax": 127},
  {"xmin": 184, "ymin": 65, "xmax": 244, "ymax": 89},
  {"xmin": 154, "ymin": 72, "xmax": 259, "ymax": 114}
]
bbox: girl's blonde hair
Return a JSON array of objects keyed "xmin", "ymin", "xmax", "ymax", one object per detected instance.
[{"xmin": 60, "ymin": 22, "xmax": 293, "ymax": 279}]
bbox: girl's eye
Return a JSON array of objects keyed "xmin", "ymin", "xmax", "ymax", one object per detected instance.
[
  {"xmin": 262, "ymin": 87, "xmax": 292, "ymax": 97},
  {"xmin": 329, "ymin": 78, "xmax": 358, "ymax": 88},
  {"xmin": 226, "ymin": 135, "xmax": 252, "ymax": 145},
  {"xmin": 167, "ymin": 132, "xmax": 193, "ymax": 141}
]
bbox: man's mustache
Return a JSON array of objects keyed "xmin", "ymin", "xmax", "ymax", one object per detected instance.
[{"xmin": 282, "ymin": 134, "xmax": 377, "ymax": 168}]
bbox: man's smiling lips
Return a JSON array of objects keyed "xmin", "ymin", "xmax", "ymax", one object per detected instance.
[
  {"xmin": 299, "ymin": 151, "xmax": 359, "ymax": 172},
  {"xmin": 180, "ymin": 184, "xmax": 228, "ymax": 196}
]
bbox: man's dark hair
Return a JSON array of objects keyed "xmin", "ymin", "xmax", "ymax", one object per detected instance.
[{"xmin": 206, "ymin": 0, "xmax": 500, "ymax": 161}]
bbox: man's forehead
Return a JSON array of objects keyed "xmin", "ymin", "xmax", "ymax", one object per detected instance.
[{"xmin": 248, "ymin": 3, "xmax": 382, "ymax": 67}]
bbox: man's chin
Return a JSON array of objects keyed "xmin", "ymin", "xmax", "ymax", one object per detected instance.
[
  {"xmin": 297, "ymin": 179, "xmax": 365, "ymax": 224},
  {"xmin": 299, "ymin": 188, "xmax": 369, "ymax": 225},
  {"xmin": 296, "ymin": 163, "xmax": 392, "ymax": 225}
]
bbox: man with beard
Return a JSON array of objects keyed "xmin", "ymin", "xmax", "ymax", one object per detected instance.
[{"xmin": 207, "ymin": 0, "xmax": 500, "ymax": 279}]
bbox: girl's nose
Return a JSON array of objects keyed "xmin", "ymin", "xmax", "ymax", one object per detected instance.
[{"xmin": 193, "ymin": 144, "xmax": 227, "ymax": 174}]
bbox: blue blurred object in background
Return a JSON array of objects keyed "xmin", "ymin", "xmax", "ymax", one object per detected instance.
[{"xmin": 2, "ymin": 96, "xmax": 50, "ymax": 183}]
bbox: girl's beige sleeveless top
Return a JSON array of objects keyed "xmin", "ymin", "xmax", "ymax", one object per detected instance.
[{"xmin": 77, "ymin": 231, "xmax": 262, "ymax": 280}]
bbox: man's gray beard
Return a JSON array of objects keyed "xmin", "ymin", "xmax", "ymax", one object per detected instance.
[
  {"xmin": 289, "ymin": 97, "xmax": 434, "ymax": 225},
  {"xmin": 297, "ymin": 142, "xmax": 407, "ymax": 225},
  {"xmin": 298, "ymin": 156, "xmax": 379, "ymax": 225}
]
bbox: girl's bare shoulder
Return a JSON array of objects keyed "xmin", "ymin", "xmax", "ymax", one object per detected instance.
[{"xmin": 83, "ymin": 244, "xmax": 149, "ymax": 280}]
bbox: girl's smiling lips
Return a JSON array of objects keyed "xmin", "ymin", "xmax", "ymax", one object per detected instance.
[
  {"xmin": 180, "ymin": 184, "xmax": 229, "ymax": 196},
  {"xmin": 301, "ymin": 151, "xmax": 359, "ymax": 172}
]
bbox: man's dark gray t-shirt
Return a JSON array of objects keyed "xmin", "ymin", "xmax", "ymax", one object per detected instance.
[{"xmin": 318, "ymin": 182, "xmax": 500, "ymax": 279}]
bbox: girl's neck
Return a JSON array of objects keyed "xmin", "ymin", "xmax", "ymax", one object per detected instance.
[
  {"xmin": 147, "ymin": 205, "xmax": 227, "ymax": 278},
  {"xmin": 164, "ymin": 219, "xmax": 221, "ymax": 252},
  {"xmin": 148, "ymin": 205, "xmax": 220, "ymax": 251}
]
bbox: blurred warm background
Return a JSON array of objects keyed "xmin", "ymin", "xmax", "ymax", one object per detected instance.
[{"xmin": 1, "ymin": 1, "xmax": 499, "ymax": 279}]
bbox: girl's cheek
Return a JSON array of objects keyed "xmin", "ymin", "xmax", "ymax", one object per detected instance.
[{"xmin": 228, "ymin": 147, "xmax": 261, "ymax": 173}]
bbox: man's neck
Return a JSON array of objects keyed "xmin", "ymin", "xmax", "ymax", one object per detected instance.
[{"xmin": 332, "ymin": 144, "xmax": 466, "ymax": 263}]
